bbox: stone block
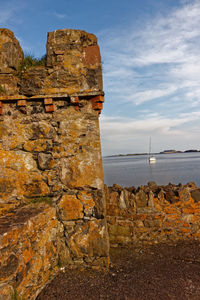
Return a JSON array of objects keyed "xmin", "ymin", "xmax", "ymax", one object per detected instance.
[
  {"xmin": 0, "ymin": 29, "xmax": 24, "ymax": 73},
  {"xmin": 0, "ymin": 204, "xmax": 64, "ymax": 299},
  {"xmin": 78, "ymin": 191, "xmax": 95, "ymax": 216},
  {"xmin": 23, "ymin": 139, "xmax": 53, "ymax": 152},
  {"xmin": 37, "ymin": 153, "xmax": 55, "ymax": 170},
  {"xmin": 58, "ymin": 194, "xmax": 83, "ymax": 221},
  {"xmin": 67, "ymin": 219, "xmax": 109, "ymax": 261},
  {"xmin": 191, "ymin": 189, "xmax": 200, "ymax": 202},
  {"xmin": 135, "ymin": 189, "xmax": 148, "ymax": 207}
]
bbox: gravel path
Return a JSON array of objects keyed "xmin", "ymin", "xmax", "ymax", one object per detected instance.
[{"xmin": 37, "ymin": 240, "xmax": 200, "ymax": 300}]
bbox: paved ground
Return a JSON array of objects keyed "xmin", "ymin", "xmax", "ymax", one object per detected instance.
[{"xmin": 37, "ymin": 240, "xmax": 200, "ymax": 300}]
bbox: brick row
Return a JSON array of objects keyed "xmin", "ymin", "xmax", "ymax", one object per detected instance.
[
  {"xmin": 0, "ymin": 94, "xmax": 104, "ymax": 115},
  {"xmin": 44, "ymin": 98, "xmax": 54, "ymax": 112}
]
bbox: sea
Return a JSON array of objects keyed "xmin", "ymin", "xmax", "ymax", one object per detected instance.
[{"xmin": 102, "ymin": 152, "xmax": 200, "ymax": 187}]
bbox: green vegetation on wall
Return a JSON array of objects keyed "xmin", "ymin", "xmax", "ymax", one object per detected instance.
[{"xmin": 18, "ymin": 54, "xmax": 46, "ymax": 72}]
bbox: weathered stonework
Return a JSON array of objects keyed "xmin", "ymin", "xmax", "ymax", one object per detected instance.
[
  {"xmin": 0, "ymin": 204, "xmax": 66, "ymax": 300},
  {"xmin": 105, "ymin": 182, "xmax": 200, "ymax": 247},
  {"xmin": 1, "ymin": 28, "xmax": 200, "ymax": 300},
  {"xmin": 0, "ymin": 28, "xmax": 109, "ymax": 299}
]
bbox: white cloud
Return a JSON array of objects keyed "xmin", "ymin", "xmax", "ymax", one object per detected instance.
[
  {"xmin": 100, "ymin": 112, "xmax": 200, "ymax": 155},
  {"xmin": 132, "ymin": 85, "xmax": 178, "ymax": 105},
  {"xmin": 99, "ymin": 1, "xmax": 200, "ymax": 154},
  {"xmin": 101, "ymin": 1, "xmax": 200, "ymax": 106}
]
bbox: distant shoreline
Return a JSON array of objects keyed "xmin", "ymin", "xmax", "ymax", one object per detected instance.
[{"xmin": 105, "ymin": 150, "xmax": 200, "ymax": 158}]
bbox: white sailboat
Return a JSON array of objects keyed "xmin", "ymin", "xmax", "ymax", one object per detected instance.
[{"xmin": 149, "ymin": 137, "xmax": 156, "ymax": 164}]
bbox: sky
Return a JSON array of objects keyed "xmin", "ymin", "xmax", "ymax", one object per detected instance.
[{"xmin": 1, "ymin": 0, "xmax": 200, "ymax": 155}]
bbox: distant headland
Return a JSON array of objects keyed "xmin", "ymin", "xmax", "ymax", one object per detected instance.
[{"xmin": 106, "ymin": 149, "xmax": 200, "ymax": 158}]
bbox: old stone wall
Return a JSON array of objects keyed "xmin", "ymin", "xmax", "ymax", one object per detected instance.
[
  {"xmin": 105, "ymin": 182, "xmax": 200, "ymax": 247},
  {"xmin": 0, "ymin": 28, "xmax": 109, "ymax": 299},
  {"xmin": 2, "ymin": 28, "xmax": 200, "ymax": 300},
  {"xmin": 0, "ymin": 204, "xmax": 64, "ymax": 300}
]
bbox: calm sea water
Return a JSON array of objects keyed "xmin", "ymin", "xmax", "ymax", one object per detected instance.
[{"xmin": 103, "ymin": 152, "xmax": 200, "ymax": 187}]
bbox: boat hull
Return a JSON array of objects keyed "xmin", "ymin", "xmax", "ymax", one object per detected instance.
[{"xmin": 149, "ymin": 157, "xmax": 156, "ymax": 164}]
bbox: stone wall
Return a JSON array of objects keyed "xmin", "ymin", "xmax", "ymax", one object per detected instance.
[
  {"xmin": 2, "ymin": 28, "xmax": 200, "ymax": 300},
  {"xmin": 105, "ymin": 182, "xmax": 200, "ymax": 247},
  {"xmin": 0, "ymin": 28, "xmax": 109, "ymax": 299},
  {"xmin": 0, "ymin": 204, "xmax": 64, "ymax": 300}
]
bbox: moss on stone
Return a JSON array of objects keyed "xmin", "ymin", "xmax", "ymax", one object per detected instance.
[{"xmin": 27, "ymin": 196, "xmax": 53, "ymax": 206}]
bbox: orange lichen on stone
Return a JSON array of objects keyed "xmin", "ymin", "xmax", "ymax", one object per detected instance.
[
  {"xmin": 0, "ymin": 204, "xmax": 64, "ymax": 299},
  {"xmin": 106, "ymin": 184, "xmax": 200, "ymax": 247},
  {"xmin": 182, "ymin": 207, "xmax": 200, "ymax": 214},
  {"xmin": 17, "ymin": 99, "xmax": 26, "ymax": 106},
  {"xmin": 78, "ymin": 191, "xmax": 95, "ymax": 216},
  {"xmin": 58, "ymin": 194, "xmax": 83, "ymax": 221},
  {"xmin": 0, "ymin": 27, "xmax": 108, "ymax": 300},
  {"xmin": 22, "ymin": 247, "xmax": 34, "ymax": 264}
]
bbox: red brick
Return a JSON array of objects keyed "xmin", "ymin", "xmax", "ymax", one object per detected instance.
[
  {"xmin": 44, "ymin": 98, "xmax": 53, "ymax": 105},
  {"xmin": 45, "ymin": 104, "xmax": 54, "ymax": 112},
  {"xmin": 92, "ymin": 102, "xmax": 103, "ymax": 110},
  {"xmin": 82, "ymin": 45, "xmax": 101, "ymax": 65},
  {"xmin": 91, "ymin": 95, "xmax": 104, "ymax": 103},
  {"xmin": 0, "ymin": 107, "xmax": 2, "ymax": 114},
  {"xmin": 17, "ymin": 100, "xmax": 27, "ymax": 106}
]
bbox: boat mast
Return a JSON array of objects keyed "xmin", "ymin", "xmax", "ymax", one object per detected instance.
[{"xmin": 149, "ymin": 137, "xmax": 152, "ymax": 157}]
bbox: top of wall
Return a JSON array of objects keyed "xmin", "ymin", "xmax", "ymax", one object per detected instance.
[{"xmin": 0, "ymin": 28, "xmax": 103, "ymax": 98}]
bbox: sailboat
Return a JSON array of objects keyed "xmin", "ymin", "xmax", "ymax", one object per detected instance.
[{"xmin": 149, "ymin": 137, "xmax": 156, "ymax": 164}]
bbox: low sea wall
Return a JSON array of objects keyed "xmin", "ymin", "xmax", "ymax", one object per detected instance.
[{"xmin": 105, "ymin": 182, "xmax": 200, "ymax": 247}]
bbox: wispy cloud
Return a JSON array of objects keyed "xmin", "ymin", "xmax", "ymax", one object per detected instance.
[
  {"xmin": 99, "ymin": 1, "xmax": 200, "ymax": 154},
  {"xmin": 51, "ymin": 12, "xmax": 70, "ymax": 19},
  {"xmin": 101, "ymin": 1, "xmax": 200, "ymax": 106}
]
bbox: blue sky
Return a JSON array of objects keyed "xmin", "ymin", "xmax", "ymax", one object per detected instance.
[{"xmin": 1, "ymin": 0, "xmax": 200, "ymax": 155}]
